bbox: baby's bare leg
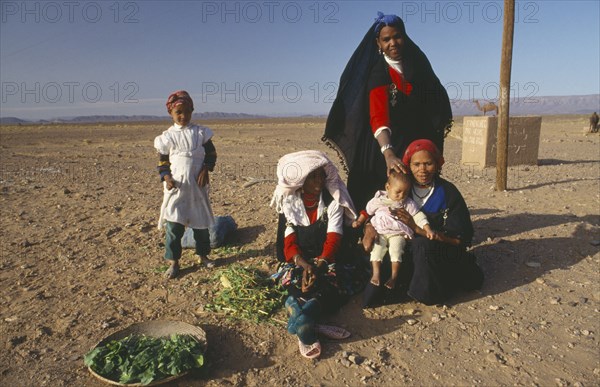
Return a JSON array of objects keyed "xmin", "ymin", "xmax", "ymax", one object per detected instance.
[
  {"xmin": 385, "ymin": 236, "xmax": 405, "ymax": 289},
  {"xmin": 362, "ymin": 223, "xmax": 378, "ymax": 253},
  {"xmin": 371, "ymin": 261, "xmax": 382, "ymax": 286},
  {"xmin": 385, "ymin": 261, "xmax": 400, "ymax": 289},
  {"xmin": 369, "ymin": 235, "xmax": 387, "ymax": 286}
]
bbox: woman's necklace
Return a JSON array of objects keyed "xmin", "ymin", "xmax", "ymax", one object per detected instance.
[{"xmin": 412, "ymin": 184, "xmax": 433, "ymax": 199}]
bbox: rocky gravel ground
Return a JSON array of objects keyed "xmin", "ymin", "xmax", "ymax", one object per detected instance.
[{"xmin": 0, "ymin": 115, "xmax": 598, "ymax": 386}]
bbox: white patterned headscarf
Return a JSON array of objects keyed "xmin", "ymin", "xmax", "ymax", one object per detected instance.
[{"xmin": 270, "ymin": 150, "xmax": 357, "ymax": 225}]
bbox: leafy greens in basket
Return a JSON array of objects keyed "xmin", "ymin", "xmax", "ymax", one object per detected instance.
[{"xmin": 84, "ymin": 334, "xmax": 204, "ymax": 385}]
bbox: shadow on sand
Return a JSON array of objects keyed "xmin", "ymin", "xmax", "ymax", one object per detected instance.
[
  {"xmin": 177, "ymin": 323, "xmax": 276, "ymax": 384},
  {"xmin": 365, "ymin": 211, "xmax": 598, "ymax": 306},
  {"xmin": 461, "ymin": 212, "xmax": 599, "ymax": 302}
]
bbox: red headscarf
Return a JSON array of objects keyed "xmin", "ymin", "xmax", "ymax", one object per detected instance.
[
  {"xmin": 166, "ymin": 90, "xmax": 194, "ymax": 113},
  {"xmin": 402, "ymin": 139, "xmax": 445, "ymax": 167}
]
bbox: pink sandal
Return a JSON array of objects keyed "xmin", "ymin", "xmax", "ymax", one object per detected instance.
[
  {"xmin": 314, "ymin": 324, "xmax": 351, "ymax": 340},
  {"xmin": 298, "ymin": 339, "xmax": 321, "ymax": 359}
]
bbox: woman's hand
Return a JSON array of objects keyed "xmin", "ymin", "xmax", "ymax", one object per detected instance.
[
  {"xmin": 301, "ymin": 263, "xmax": 317, "ymax": 293},
  {"xmin": 394, "ymin": 212, "xmax": 463, "ymax": 246},
  {"xmin": 431, "ymin": 232, "xmax": 462, "ymax": 246},
  {"xmin": 392, "ymin": 208, "xmax": 417, "ymax": 230},
  {"xmin": 315, "ymin": 258, "xmax": 329, "ymax": 273},
  {"xmin": 294, "ymin": 255, "xmax": 311, "ymax": 270},
  {"xmin": 383, "ymin": 149, "xmax": 408, "ymax": 175},
  {"xmin": 362, "ymin": 222, "xmax": 378, "ymax": 253},
  {"xmin": 377, "ymin": 131, "xmax": 408, "ymax": 174},
  {"xmin": 294, "ymin": 256, "xmax": 323, "ymax": 292}
]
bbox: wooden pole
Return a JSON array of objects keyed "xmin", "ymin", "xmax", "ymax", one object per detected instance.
[{"xmin": 496, "ymin": 0, "xmax": 515, "ymax": 191}]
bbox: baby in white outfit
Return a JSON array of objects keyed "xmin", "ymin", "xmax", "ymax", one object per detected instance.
[{"xmin": 353, "ymin": 171, "xmax": 435, "ymax": 290}]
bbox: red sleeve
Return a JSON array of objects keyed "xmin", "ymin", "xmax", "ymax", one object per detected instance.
[
  {"xmin": 369, "ymin": 68, "xmax": 413, "ymax": 135},
  {"xmin": 320, "ymin": 232, "xmax": 342, "ymax": 263},
  {"xmin": 283, "ymin": 233, "xmax": 301, "ymax": 262},
  {"xmin": 369, "ymin": 85, "xmax": 389, "ymax": 134}
]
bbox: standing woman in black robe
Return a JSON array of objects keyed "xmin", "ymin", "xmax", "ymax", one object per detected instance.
[{"xmin": 323, "ymin": 12, "xmax": 452, "ymax": 213}]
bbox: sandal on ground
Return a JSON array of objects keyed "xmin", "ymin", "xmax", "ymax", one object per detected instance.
[
  {"xmin": 314, "ymin": 324, "xmax": 351, "ymax": 340},
  {"xmin": 298, "ymin": 339, "xmax": 321, "ymax": 359},
  {"xmin": 164, "ymin": 263, "xmax": 180, "ymax": 279}
]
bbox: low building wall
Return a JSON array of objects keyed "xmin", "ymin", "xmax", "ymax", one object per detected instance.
[{"xmin": 461, "ymin": 116, "xmax": 542, "ymax": 168}]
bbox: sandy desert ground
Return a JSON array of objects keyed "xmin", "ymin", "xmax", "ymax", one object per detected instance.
[{"xmin": 0, "ymin": 115, "xmax": 598, "ymax": 386}]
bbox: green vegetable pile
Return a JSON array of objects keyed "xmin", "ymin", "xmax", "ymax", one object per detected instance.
[
  {"xmin": 84, "ymin": 334, "xmax": 204, "ymax": 385},
  {"xmin": 206, "ymin": 264, "xmax": 286, "ymax": 324}
]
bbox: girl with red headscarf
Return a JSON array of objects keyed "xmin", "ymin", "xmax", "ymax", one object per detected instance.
[{"xmin": 155, "ymin": 90, "xmax": 218, "ymax": 279}]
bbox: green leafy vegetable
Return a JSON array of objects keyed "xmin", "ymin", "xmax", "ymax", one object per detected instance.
[
  {"xmin": 84, "ymin": 334, "xmax": 204, "ymax": 385},
  {"xmin": 205, "ymin": 264, "xmax": 286, "ymax": 324}
]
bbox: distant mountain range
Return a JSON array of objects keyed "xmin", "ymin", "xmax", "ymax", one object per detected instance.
[
  {"xmin": 0, "ymin": 112, "xmax": 267, "ymax": 125},
  {"xmin": 1, "ymin": 95, "xmax": 598, "ymax": 124},
  {"xmin": 451, "ymin": 94, "xmax": 599, "ymax": 116}
]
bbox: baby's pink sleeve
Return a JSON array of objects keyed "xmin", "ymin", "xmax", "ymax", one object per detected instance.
[{"xmin": 365, "ymin": 196, "xmax": 382, "ymax": 216}]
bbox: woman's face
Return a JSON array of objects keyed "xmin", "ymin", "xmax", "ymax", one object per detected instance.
[
  {"xmin": 302, "ymin": 167, "xmax": 326, "ymax": 195},
  {"xmin": 376, "ymin": 26, "xmax": 404, "ymax": 60},
  {"xmin": 409, "ymin": 150, "xmax": 438, "ymax": 186}
]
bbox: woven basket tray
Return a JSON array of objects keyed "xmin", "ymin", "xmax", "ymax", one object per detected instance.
[{"xmin": 87, "ymin": 320, "xmax": 207, "ymax": 386}]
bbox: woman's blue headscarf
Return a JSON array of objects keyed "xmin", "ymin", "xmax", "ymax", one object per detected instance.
[{"xmin": 373, "ymin": 11, "xmax": 405, "ymax": 37}]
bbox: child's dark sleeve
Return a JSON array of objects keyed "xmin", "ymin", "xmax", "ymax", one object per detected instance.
[
  {"xmin": 202, "ymin": 139, "xmax": 217, "ymax": 171},
  {"xmin": 157, "ymin": 154, "xmax": 171, "ymax": 181}
]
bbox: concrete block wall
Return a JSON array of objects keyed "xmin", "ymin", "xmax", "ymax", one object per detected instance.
[{"xmin": 461, "ymin": 116, "xmax": 542, "ymax": 168}]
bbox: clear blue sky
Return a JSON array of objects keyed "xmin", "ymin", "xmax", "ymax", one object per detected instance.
[{"xmin": 1, "ymin": 0, "xmax": 598, "ymax": 120}]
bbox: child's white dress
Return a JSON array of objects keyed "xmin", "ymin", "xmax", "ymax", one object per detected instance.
[{"xmin": 154, "ymin": 123, "xmax": 215, "ymax": 230}]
